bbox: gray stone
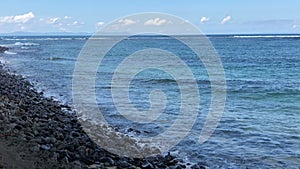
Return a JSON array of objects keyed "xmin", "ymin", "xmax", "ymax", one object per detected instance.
[
  {"xmin": 40, "ymin": 144, "xmax": 51, "ymax": 150},
  {"xmin": 141, "ymin": 161, "xmax": 154, "ymax": 169}
]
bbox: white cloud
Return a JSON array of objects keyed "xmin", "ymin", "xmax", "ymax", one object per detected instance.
[
  {"xmin": 68, "ymin": 21, "xmax": 84, "ymax": 26},
  {"xmin": 221, "ymin": 16, "xmax": 232, "ymax": 24},
  {"xmin": 64, "ymin": 16, "xmax": 72, "ymax": 19},
  {"xmin": 144, "ymin": 18, "xmax": 167, "ymax": 26},
  {"xmin": 0, "ymin": 12, "xmax": 35, "ymax": 24},
  {"xmin": 97, "ymin": 21, "xmax": 104, "ymax": 26},
  {"xmin": 14, "ymin": 12, "xmax": 35, "ymax": 23},
  {"xmin": 200, "ymin": 16, "xmax": 210, "ymax": 23},
  {"xmin": 44, "ymin": 16, "xmax": 84, "ymax": 27},
  {"xmin": 48, "ymin": 17, "xmax": 60, "ymax": 24},
  {"xmin": 118, "ymin": 18, "xmax": 136, "ymax": 26},
  {"xmin": 72, "ymin": 21, "xmax": 78, "ymax": 25},
  {"xmin": 96, "ymin": 21, "xmax": 105, "ymax": 28}
]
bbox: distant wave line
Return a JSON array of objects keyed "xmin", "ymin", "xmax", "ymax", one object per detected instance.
[{"xmin": 233, "ymin": 35, "xmax": 300, "ymax": 38}]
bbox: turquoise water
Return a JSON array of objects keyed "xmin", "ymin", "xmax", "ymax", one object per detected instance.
[{"xmin": 0, "ymin": 35, "xmax": 299, "ymax": 168}]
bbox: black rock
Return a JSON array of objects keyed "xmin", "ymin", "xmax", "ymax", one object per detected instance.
[
  {"xmin": 14, "ymin": 124, "xmax": 23, "ymax": 130},
  {"xmin": 116, "ymin": 160, "xmax": 131, "ymax": 168},
  {"xmin": 99, "ymin": 157, "xmax": 115, "ymax": 166},
  {"xmin": 174, "ymin": 164, "xmax": 187, "ymax": 169},
  {"xmin": 191, "ymin": 164, "xmax": 206, "ymax": 169},
  {"xmin": 70, "ymin": 160, "xmax": 82, "ymax": 169},
  {"xmin": 163, "ymin": 152, "xmax": 175, "ymax": 163},
  {"xmin": 141, "ymin": 161, "xmax": 155, "ymax": 169},
  {"xmin": 70, "ymin": 131, "xmax": 80, "ymax": 138},
  {"xmin": 62, "ymin": 156, "xmax": 69, "ymax": 164},
  {"xmin": 0, "ymin": 46, "xmax": 8, "ymax": 53}
]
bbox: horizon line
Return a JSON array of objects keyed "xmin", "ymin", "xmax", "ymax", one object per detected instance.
[{"xmin": 1, "ymin": 32, "xmax": 300, "ymax": 36}]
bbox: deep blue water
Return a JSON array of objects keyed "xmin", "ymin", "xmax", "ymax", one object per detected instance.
[{"xmin": 0, "ymin": 35, "xmax": 299, "ymax": 168}]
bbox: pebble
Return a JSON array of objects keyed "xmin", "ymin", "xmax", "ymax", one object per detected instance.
[
  {"xmin": 0, "ymin": 63, "xmax": 187, "ymax": 168},
  {"xmin": 141, "ymin": 161, "xmax": 155, "ymax": 169},
  {"xmin": 40, "ymin": 144, "xmax": 51, "ymax": 150},
  {"xmin": 100, "ymin": 157, "xmax": 115, "ymax": 166}
]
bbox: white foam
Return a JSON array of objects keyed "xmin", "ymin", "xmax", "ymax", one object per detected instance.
[
  {"xmin": 21, "ymin": 46, "xmax": 30, "ymax": 49},
  {"xmin": 4, "ymin": 51, "xmax": 17, "ymax": 55},
  {"xmin": 233, "ymin": 35, "xmax": 300, "ymax": 38},
  {"xmin": 2, "ymin": 37, "xmax": 88, "ymax": 41},
  {"xmin": 2, "ymin": 38, "xmax": 29, "ymax": 41},
  {"xmin": 88, "ymin": 37, "xmax": 111, "ymax": 40},
  {"xmin": 0, "ymin": 57, "xmax": 6, "ymax": 63},
  {"xmin": 0, "ymin": 44, "xmax": 10, "ymax": 47},
  {"xmin": 14, "ymin": 42, "xmax": 39, "ymax": 46}
]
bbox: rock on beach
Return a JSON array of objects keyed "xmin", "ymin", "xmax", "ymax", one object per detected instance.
[{"xmin": 0, "ymin": 62, "xmax": 204, "ymax": 169}]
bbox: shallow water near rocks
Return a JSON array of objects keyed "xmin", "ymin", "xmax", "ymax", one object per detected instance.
[{"xmin": 1, "ymin": 35, "xmax": 300, "ymax": 168}]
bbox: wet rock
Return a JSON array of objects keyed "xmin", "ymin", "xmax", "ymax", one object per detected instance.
[
  {"xmin": 116, "ymin": 160, "xmax": 131, "ymax": 168},
  {"xmin": 99, "ymin": 157, "xmax": 115, "ymax": 166},
  {"xmin": 191, "ymin": 164, "xmax": 206, "ymax": 169},
  {"xmin": 141, "ymin": 161, "xmax": 154, "ymax": 169},
  {"xmin": 164, "ymin": 152, "xmax": 175, "ymax": 162},
  {"xmin": 0, "ymin": 46, "xmax": 8, "ymax": 53},
  {"xmin": 70, "ymin": 160, "xmax": 83, "ymax": 169},
  {"xmin": 174, "ymin": 164, "xmax": 187, "ymax": 169}
]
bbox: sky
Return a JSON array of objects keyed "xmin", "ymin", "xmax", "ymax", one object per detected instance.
[{"xmin": 0, "ymin": 0, "xmax": 300, "ymax": 34}]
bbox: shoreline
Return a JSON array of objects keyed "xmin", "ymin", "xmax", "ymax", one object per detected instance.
[{"xmin": 0, "ymin": 62, "xmax": 204, "ymax": 169}]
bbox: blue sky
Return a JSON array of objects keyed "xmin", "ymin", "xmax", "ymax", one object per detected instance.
[{"xmin": 0, "ymin": 0, "xmax": 300, "ymax": 34}]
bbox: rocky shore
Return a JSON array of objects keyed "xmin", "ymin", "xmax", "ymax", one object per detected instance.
[{"xmin": 0, "ymin": 62, "xmax": 205, "ymax": 169}]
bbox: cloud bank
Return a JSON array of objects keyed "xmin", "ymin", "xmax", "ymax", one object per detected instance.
[
  {"xmin": 0, "ymin": 12, "xmax": 35, "ymax": 24},
  {"xmin": 144, "ymin": 18, "xmax": 167, "ymax": 26},
  {"xmin": 118, "ymin": 18, "xmax": 136, "ymax": 26}
]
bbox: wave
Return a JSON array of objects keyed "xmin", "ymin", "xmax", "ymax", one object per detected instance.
[
  {"xmin": 1, "ymin": 38, "xmax": 31, "ymax": 41},
  {"xmin": 41, "ymin": 37, "xmax": 88, "ymax": 41},
  {"xmin": 233, "ymin": 35, "xmax": 300, "ymax": 38},
  {"xmin": 48, "ymin": 56, "xmax": 64, "ymax": 61},
  {"xmin": 0, "ymin": 44, "xmax": 9, "ymax": 47},
  {"xmin": 143, "ymin": 78, "xmax": 177, "ymax": 83},
  {"xmin": 2, "ymin": 37, "xmax": 88, "ymax": 41},
  {"xmin": 48, "ymin": 56, "xmax": 75, "ymax": 61},
  {"xmin": 14, "ymin": 42, "xmax": 39, "ymax": 46},
  {"xmin": 4, "ymin": 51, "xmax": 17, "ymax": 55},
  {"xmin": 21, "ymin": 46, "xmax": 30, "ymax": 49},
  {"xmin": 139, "ymin": 78, "xmax": 211, "ymax": 84}
]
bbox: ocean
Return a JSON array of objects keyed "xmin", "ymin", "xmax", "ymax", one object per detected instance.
[{"xmin": 0, "ymin": 35, "xmax": 299, "ymax": 168}]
